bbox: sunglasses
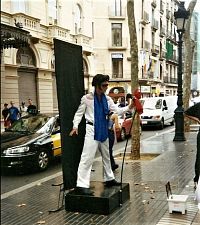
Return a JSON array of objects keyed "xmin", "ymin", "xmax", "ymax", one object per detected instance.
[{"xmin": 101, "ymin": 83, "xmax": 108, "ymax": 87}]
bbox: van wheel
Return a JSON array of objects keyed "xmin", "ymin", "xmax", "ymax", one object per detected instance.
[
  {"xmin": 159, "ymin": 118, "xmax": 164, "ymax": 130},
  {"xmin": 120, "ymin": 128, "xmax": 126, "ymax": 141},
  {"xmin": 36, "ymin": 150, "xmax": 49, "ymax": 171}
]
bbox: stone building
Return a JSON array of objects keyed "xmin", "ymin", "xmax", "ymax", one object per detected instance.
[
  {"xmin": 190, "ymin": 11, "xmax": 200, "ymax": 97},
  {"xmin": 1, "ymin": 0, "xmax": 197, "ymax": 114},
  {"xmin": 93, "ymin": 0, "xmax": 180, "ymax": 98},
  {"xmin": 1, "ymin": 0, "xmax": 94, "ymax": 113}
]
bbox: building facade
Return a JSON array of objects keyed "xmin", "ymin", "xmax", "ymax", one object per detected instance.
[
  {"xmin": 1, "ymin": 0, "xmax": 198, "ymax": 114},
  {"xmin": 190, "ymin": 11, "xmax": 200, "ymax": 97},
  {"xmin": 93, "ymin": 0, "xmax": 179, "ymax": 98},
  {"xmin": 1, "ymin": 0, "xmax": 95, "ymax": 113}
]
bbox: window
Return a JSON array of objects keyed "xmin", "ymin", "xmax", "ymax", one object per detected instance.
[
  {"xmin": 83, "ymin": 59, "xmax": 89, "ymax": 76},
  {"xmin": 12, "ymin": 0, "xmax": 28, "ymax": 13},
  {"xmin": 111, "ymin": 0, "xmax": 122, "ymax": 16},
  {"xmin": 141, "ymin": 27, "xmax": 144, "ymax": 48},
  {"xmin": 112, "ymin": 53, "xmax": 123, "ymax": 78},
  {"xmin": 112, "ymin": 23, "xmax": 122, "ymax": 46},
  {"xmin": 74, "ymin": 4, "xmax": 82, "ymax": 34},
  {"xmin": 152, "ymin": 32, "xmax": 155, "ymax": 48},
  {"xmin": 152, "ymin": 9, "xmax": 154, "ymax": 23},
  {"xmin": 48, "ymin": 0, "xmax": 57, "ymax": 20}
]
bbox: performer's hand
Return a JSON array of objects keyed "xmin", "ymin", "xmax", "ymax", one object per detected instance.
[{"xmin": 69, "ymin": 128, "xmax": 78, "ymax": 136}]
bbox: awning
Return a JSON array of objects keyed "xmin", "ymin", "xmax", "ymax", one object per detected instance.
[{"xmin": 1, "ymin": 23, "xmax": 31, "ymax": 49}]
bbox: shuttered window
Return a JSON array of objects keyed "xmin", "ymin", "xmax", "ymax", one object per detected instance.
[{"xmin": 18, "ymin": 70, "xmax": 37, "ymax": 107}]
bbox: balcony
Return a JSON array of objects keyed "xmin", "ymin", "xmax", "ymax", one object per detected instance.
[
  {"xmin": 151, "ymin": 19, "xmax": 159, "ymax": 31},
  {"xmin": 151, "ymin": 45, "xmax": 159, "ymax": 56},
  {"xmin": 169, "ymin": 77, "xmax": 177, "ymax": 84},
  {"xmin": 160, "ymin": 50, "xmax": 166, "ymax": 60},
  {"xmin": 108, "ymin": 37, "xmax": 128, "ymax": 50},
  {"xmin": 160, "ymin": 2, "xmax": 164, "ymax": 14},
  {"xmin": 163, "ymin": 76, "xmax": 168, "ymax": 83},
  {"xmin": 166, "ymin": 54, "xmax": 178, "ymax": 64},
  {"xmin": 12, "ymin": 13, "xmax": 40, "ymax": 37},
  {"xmin": 166, "ymin": 31, "xmax": 176, "ymax": 43},
  {"xmin": 72, "ymin": 34, "xmax": 93, "ymax": 53},
  {"xmin": 163, "ymin": 76, "xmax": 177, "ymax": 84},
  {"xmin": 151, "ymin": 0, "xmax": 157, "ymax": 8},
  {"xmin": 170, "ymin": 32, "xmax": 176, "ymax": 42},
  {"xmin": 166, "ymin": 9, "xmax": 170, "ymax": 19},
  {"xmin": 171, "ymin": 13, "xmax": 175, "ymax": 22},
  {"xmin": 48, "ymin": 25, "xmax": 70, "ymax": 42},
  {"xmin": 160, "ymin": 26, "xmax": 166, "ymax": 37},
  {"xmin": 140, "ymin": 11, "xmax": 150, "ymax": 25}
]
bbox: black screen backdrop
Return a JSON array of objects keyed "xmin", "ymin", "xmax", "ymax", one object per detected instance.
[{"xmin": 54, "ymin": 39, "xmax": 85, "ymax": 189}]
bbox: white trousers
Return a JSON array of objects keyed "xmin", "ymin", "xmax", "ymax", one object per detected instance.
[{"xmin": 76, "ymin": 124, "xmax": 115, "ymax": 188}]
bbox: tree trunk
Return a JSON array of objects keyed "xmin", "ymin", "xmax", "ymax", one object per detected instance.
[
  {"xmin": 183, "ymin": 0, "xmax": 197, "ymax": 132},
  {"xmin": 127, "ymin": 0, "xmax": 140, "ymax": 159}
]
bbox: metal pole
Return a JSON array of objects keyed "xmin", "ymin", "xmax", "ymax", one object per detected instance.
[{"xmin": 173, "ymin": 31, "xmax": 186, "ymax": 141}]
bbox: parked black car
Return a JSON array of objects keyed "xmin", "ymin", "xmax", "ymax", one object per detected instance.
[{"xmin": 1, "ymin": 113, "xmax": 61, "ymax": 171}]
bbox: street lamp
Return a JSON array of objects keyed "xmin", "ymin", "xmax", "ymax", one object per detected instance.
[{"xmin": 173, "ymin": 2, "xmax": 189, "ymax": 141}]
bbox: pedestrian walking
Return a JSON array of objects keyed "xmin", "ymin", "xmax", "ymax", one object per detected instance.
[
  {"xmin": 7, "ymin": 101, "xmax": 20, "ymax": 124},
  {"xmin": 20, "ymin": 101, "xmax": 28, "ymax": 117},
  {"xmin": 108, "ymin": 112, "xmax": 120, "ymax": 171},
  {"xmin": 69, "ymin": 74, "xmax": 134, "ymax": 195},
  {"xmin": 184, "ymin": 102, "xmax": 200, "ymax": 187},
  {"xmin": 2, "ymin": 103, "xmax": 11, "ymax": 130},
  {"xmin": 27, "ymin": 99, "xmax": 37, "ymax": 114}
]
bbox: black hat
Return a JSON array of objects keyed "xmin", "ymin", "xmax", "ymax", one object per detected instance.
[{"xmin": 92, "ymin": 74, "xmax": 110, "ymax": 87}]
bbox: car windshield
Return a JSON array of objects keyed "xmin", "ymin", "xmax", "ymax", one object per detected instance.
[
  {"xmin": 141, "ymin": 99, "xmax": 162, "ymax": 109},
  {"xmin": 7, "ymin": 115, "xmax": 51, "ymax": 133}
]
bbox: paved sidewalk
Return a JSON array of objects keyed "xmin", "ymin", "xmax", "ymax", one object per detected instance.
[{"xmin": 1, "ymin": 131, "xmax": 199, "ymax": 225}]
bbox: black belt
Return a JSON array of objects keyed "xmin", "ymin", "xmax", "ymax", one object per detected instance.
[{"xmin": 86, "ymin": 121, "xmax": 93, "ymax": 126}]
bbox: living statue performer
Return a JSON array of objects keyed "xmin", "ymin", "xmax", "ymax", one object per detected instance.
[{"xmin": 69, "ymin": 74, "xmax": 135, "ymax": 195}]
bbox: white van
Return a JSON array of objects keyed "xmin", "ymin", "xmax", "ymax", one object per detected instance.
[{"xmin": 140, "ymin": 96, "xmax": 177, "ymax": 129}]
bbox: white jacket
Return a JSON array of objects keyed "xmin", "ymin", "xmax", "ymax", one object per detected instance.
[{"xmin": 73, "ymin": 92, "xmax": 130, "ymax": 129}]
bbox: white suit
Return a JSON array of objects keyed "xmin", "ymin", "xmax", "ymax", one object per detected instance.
[{"xmin": 73, "ymin": 91, "xmax": 130, "ymax": 188}]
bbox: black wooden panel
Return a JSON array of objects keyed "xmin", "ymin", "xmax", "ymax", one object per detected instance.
[{"xmin": 54, "ymin": 39, "xmax": 85, "ymax": 189}]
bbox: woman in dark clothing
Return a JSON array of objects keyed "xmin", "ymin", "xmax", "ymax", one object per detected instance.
[{"xmin": 108, "ymin": 113, "xmax": 120, "ymax": 171}]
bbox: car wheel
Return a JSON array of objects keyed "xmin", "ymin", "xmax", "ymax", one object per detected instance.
[
  {"xmin": 37, "ymin": 150, "xmax": 49, "ymax": 171},
  {"xmin": 120, "ymin": 128, "xmax": 126, "ymax": 141}
]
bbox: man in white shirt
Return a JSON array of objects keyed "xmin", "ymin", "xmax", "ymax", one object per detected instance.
[{"xmin": 69, "ymin": 74, "xmax": 134, "ymax": 195}]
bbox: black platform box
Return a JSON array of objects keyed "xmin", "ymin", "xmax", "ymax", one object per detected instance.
[{"xmin": 65, "ymin": 181, "xmax": 130, "ymax": 215}]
